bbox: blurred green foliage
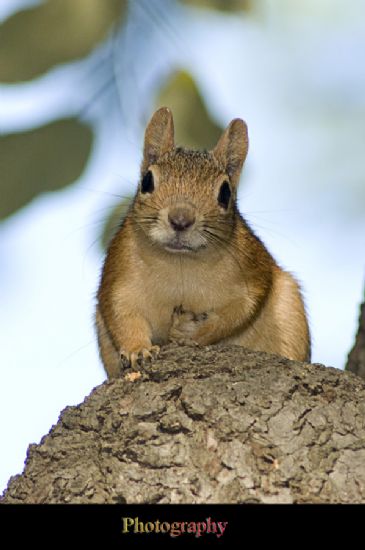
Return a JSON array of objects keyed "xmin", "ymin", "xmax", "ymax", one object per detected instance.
[
  {"xmin": 156, "ymin": 70, "xmax": 222, "ymax": 150},
  {"xmin": 1, "ymin": 1, "xmax": 233, "ymax": 250},
  {"xmin": 0, "ymin": 119, "xmax": 93, "ymax": 219},
  {"xmin": 181, "ymin": 0, "xmax": 251, "ymax": 12},
  {"xmin": 0, "ymin": 0, "xmax": 126, "ymax": 82}
]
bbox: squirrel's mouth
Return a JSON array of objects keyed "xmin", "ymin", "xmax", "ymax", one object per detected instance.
[
  {"xmin": 164, "ymin": 238, "xmax": 206, "ymax": 254},
  {"xmin": 164, "ymin": 240, "xmax": 194, "ymax": 253}
]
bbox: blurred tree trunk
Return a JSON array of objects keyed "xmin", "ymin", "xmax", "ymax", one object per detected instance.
[{"xmin": 346, "ymin": 296, "xmax": 365, "ymax": 380}]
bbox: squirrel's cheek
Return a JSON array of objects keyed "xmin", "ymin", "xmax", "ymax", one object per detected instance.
[{"xmin": 148, "ymin": 223, "xmax": 168, "ymax": 244}]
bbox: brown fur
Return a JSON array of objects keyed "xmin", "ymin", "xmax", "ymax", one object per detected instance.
[{"xmin": 96, "ymin": 108, "xmax": 310, "ymax": 378}]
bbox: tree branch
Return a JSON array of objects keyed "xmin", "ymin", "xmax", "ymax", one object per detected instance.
[{"xmin": 2, "ymin": 343, "xmax": 365, "ymax": 504}]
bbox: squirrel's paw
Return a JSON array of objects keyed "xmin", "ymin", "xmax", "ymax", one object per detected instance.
[
  {"xmin": 120, "ymin": 345, "xmax": 160, "ymax": 370},
  {"xmin": 169, "ymin": 306, "xmax": 209, "ymax": 344}
]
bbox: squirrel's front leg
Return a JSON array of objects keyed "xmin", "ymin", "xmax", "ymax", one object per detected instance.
[
  {"xmin": 97, "ymin": 306, "xmax": 159, "ymax": 375},
  {"xmin": 169, "ymin": 304, "xmax": 249, "ymax": 346}
]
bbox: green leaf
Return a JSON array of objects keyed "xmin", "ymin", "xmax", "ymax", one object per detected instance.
[
  {"xmin": 0, "ymin": 118, "xmax": 93, "ymax": 219},
  {"xmin": 0, "ymin": 0, "xmax": 127, "ymax": 83},
  {"xmin": 181, "ymin": 0, "xmax": 251, "ymax": 12},
  {"xmin": 156, "ymin": 70, "xmax": 222, "ymax": 150}
]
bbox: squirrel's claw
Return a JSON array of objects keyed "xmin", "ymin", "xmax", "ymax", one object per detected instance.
[{"xmin": 121, "ymin": 345, "xmax": 160, "ymax": 370}]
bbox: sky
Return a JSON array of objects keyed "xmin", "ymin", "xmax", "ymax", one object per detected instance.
[{"xmin": 1, "ymin": 0, "xmax": 365, "ymax": 492}]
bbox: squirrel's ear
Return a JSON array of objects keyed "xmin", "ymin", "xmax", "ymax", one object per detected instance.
[
  {"xmin": 142, "ymin": 107, "xmax": 175, "ymax": 171},
  {"xmin": 212, "ymin": 119, "xmax": 248, "ymax": 185}
]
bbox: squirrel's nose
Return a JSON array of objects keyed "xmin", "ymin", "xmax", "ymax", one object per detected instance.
[{"xmin": 168, "ymin": 207, "xmax": 195, "ymax": 232}]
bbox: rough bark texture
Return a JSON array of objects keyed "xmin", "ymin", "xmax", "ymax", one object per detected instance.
[
  {"xmin": 2, "ymin": 343, "xmax": 365, "ymax": 504},
  {"xmin": 346, "ymin": 300, "xmax": 365, "ymax": 380}
]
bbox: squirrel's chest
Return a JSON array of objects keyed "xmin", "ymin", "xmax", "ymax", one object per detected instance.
[
  {"xmin": 144, "ymin": 261, "xmax": 218, "ymax": 307},
  {"xmin": 138, "ymin": 259, "xmax": 238, "ymax": 341}
]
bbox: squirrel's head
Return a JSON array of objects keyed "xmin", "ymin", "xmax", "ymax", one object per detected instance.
[{"xmin": 133, "ymin": 107, "xmax": 249, "ymax": 255}]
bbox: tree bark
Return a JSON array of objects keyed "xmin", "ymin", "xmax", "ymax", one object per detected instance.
[
  {"xmin": 2, "ymin": 343, "xmax": 365, "ymax": 504},
  {"xmin": 346, "ymin": 299, "xmax": 365, "ymax": 380}
]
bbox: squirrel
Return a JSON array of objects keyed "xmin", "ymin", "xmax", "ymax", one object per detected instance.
[{"xmin": 96, "ymin": 107, "xmax": 311, "ymax": 378}]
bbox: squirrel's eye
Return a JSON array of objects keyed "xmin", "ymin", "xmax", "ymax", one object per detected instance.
[
  {"xmin": 217, "ymin": 181, "xmax": 231, "ymax": 209},
  {"xmin": 141, "ymin": 170, "xmax": 154, "ymax": 194}
]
